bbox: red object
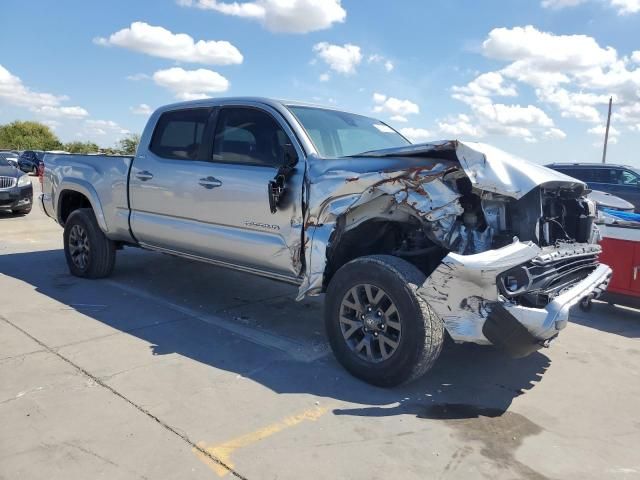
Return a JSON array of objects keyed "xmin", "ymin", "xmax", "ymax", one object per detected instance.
[
  {"xmin": 37, "ymin": 160, "xmax": 44, "ymax": 187},
  {"xmin": 599, "ymin": 225, "xmax": 640, "ymax": 303}
]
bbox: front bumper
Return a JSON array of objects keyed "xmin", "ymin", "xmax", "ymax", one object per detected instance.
[
  {"xmin": 0, "ymin": 184, "xmax": 33, "ymax": 210},
  {"xmin": 419, "ymin": 241, "xmax": 612, "ymax": 353}
]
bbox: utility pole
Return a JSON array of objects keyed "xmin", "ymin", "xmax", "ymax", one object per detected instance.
[{"xmin": 602, "ymin": 96, "xmax": 613, "ymax": 164}]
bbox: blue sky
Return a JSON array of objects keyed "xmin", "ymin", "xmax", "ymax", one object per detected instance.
[{"xmin": 1, "ymin": 0, "xmax": 639, "ymax": 166}]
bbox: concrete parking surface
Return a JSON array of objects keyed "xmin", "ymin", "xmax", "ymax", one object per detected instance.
[{"xmin": 1, "ymin": 179, "xmax": 639, "ymax": 480}]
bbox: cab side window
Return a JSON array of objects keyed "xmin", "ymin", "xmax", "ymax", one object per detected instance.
[
  {"xmin": 619, "ymin": 169, "xmax": 640, "ymax": 186},
  {"xmin": 212, "ymin": 108, "xmax": 290, "ymax": 167},
  {"xmin": 150, "ymin": 108, "xmax": 211, "ymax": 160}
]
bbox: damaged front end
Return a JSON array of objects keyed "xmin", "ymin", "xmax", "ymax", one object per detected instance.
[{"xmin": 299, "ymin": 140, "xmax": 612, "ymax": 356}]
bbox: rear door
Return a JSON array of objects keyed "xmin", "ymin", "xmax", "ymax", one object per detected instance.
[{"xmin": 129, "ymin": 107, "xmax": 219, "ymax": 253}]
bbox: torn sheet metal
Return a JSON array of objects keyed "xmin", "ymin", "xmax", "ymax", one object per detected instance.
[
  {"xmin": 418, "ymin": 241, "xmax": 541, "ymax": 343},
  {"xmin": 355, "ymin": 140, "xmax": 586, "ymax": 199},
  {"xmin": 298, "ymin": 158, "xmax": 460, "ymax": 299}
]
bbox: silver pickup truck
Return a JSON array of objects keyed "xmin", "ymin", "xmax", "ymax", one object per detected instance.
[{"xmin": 40, "ymin": 97, "xmax": 612, "ymax": 387}]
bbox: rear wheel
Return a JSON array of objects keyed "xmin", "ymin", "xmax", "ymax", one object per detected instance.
[
  {"xmin": 325, "ymin": 255, "xmax": 444, "ymax": 387},
  {"xmin": 63, "ymin": 208, "xmax": 116, "ymax": 278}
]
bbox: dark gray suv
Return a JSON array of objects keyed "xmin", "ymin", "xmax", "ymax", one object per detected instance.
[{"xmin": 546, "ymin": 163, "xmax": 640, "ymax": 212}]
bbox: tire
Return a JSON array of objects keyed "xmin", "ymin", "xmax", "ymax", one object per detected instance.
[
  {"xmin": 63, "ymin": 208, "xmax": 116, "ymax": 278},
  {"xmin": 325, "ymin": 255, "xmax": 444, "ymax": 387},
  {"xmin": 11, "ymin": 204, "xmax": 32, "ymax": 215}
]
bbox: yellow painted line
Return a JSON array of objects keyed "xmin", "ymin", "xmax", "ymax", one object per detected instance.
[{"xmin": 194, "ymin": 405, "xmax": 329, "ymax": 476}]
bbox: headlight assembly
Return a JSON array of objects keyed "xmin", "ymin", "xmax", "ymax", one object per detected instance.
[{"xmin": 17, "ymin": 175, "xmax": 31, "ymax": 187}]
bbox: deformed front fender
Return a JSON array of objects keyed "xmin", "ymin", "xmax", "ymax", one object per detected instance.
[{"xmin": 296, "ymin": 161, "xmax": 462, "ymax": 300}]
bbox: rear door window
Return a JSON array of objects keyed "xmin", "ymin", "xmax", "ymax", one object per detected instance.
[
  {"xmin": 557, "ymin": 168, "xmax": 593, "ymax": 182},
  {"xmin": 619, "ymin": 169, "xmax": 640, "ymax": 186},
  {"xmin": 150, "ymin": 108, "xmax": 211, "ymax": 160}
]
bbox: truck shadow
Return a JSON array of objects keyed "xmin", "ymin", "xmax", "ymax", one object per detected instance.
[
  {"xmin": 568, "ymin": 301, "xmax": 640, "ymax": 339},
  {"xmin": 1, "ymin": 248, "xmax": 551, "ymax": 420}
]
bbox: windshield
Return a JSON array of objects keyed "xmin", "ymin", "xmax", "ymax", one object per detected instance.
[
  {"xmin": 0, "ymin": 157, "xmax": 10, "ymax": 167},
  {"xmin": 288, "ymin": 106, "xmax": 410, "ymax": 157}
]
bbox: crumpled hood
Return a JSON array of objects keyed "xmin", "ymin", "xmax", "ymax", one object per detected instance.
[{"xmin": 350, "ymin": 140, "xmax": 586, "ymax": 199}]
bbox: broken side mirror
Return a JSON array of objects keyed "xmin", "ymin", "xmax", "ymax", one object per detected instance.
[{"xmin": 268, "ymin": 144, "xmax": 298, "ymax": 214}]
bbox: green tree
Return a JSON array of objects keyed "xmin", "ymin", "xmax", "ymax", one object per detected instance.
[
  {"xmin": 0, "ymin": 121, "xmax": 62, "ymax": 150},
  {"xmin": 64, "ymin": 141, "xmax": 100, "ymax": 154},
  {"xmin": 116, "ymin": 133, "xmax": 141, "ymax": 155}
]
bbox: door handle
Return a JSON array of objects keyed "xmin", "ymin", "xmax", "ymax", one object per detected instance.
[
  {"xmin": 136, "ymin": 170, "xmax": 154, "ymax": 181},
  {"xmin": 634, "ymin": 266, "xmax": 639, "ymax": 281},
  {"xmin": 198, "ymin": 176, "xmax": 222, "ymax": 189}
]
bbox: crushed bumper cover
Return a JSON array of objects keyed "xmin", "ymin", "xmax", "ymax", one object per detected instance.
[{"xmin": 419, "ymin": 241, "xmax": 612, "ymax": 352}]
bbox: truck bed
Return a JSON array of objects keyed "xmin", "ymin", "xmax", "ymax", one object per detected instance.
[{"xmin": 41, "ymin": 153, "xmax": 135, "ymax": 243}]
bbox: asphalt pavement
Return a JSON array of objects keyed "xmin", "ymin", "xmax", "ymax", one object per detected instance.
[{"xmin": 1, "ymin": 178, "xmax": 639, "ymax": 479}]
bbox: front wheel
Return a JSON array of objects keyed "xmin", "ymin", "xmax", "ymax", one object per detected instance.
[
  {"xmin": 325, "ymin": 255, "xmax": 444, "ymax": 387},
  {"xmin": 63, "ymin": 208, "xmax": 116, "ymax": 278}
]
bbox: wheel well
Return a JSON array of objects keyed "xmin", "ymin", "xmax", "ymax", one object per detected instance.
[
  {"xmin": 323, "ymin": 219, "xmax": 448, "ymax": 289},
  {"xmin": 58, "ymin": 190, "xmax": 92, "ymax": 225}
]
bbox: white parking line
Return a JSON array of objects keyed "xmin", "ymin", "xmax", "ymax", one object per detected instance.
[{"xmin": 104, "ymin": 280, "xmax": 330, "ymax": 363}]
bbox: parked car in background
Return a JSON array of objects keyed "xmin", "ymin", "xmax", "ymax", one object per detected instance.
[
  {"xmin": 588, "ymin": 190, "xmax": 635, "ymax": 212},
  {"xmin": 0, "ymin": 151, "xmax": 20, "ymax": 169},
  {"xmin": 18, "ymin": 150, "xmax": 45, "ymax": 174},
  {"xmin": 0, "ymin": 155, "xmax": 33, "ymax": 214},
  {"xmin": 546, "ymin": 163, "xmax": 640, "ymax": 212}
]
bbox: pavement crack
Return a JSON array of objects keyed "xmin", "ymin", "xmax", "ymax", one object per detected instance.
[{"xmin": 0, "ymin": 314, "xmax": 249, "ymax": 480}]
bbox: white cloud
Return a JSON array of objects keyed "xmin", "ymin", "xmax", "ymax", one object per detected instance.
[
  {"xmin": 42, "ymin": 120, "xmax": 61, "ymax": 130},
  {"xmin": 544, "ymin": 127, "xmax": 567, "ymax": 139},
  {"xmin": 36, "ymin": 106, "xmax": 89, "ymax": 119},
  {"xmin": 452, "ymin": 71, "xmax": 518, "ymax": 98},
  {"xmin": 483, "ymin": 27, "xmax": 639, "ymax": 104},
  {"xmin": 445, "ymin": 96, "xmax": 554, "ymax": 142},
  {"xmin": 319, "ymin": 72, "xmax": 330, "ymax": 82},
  {"xmin": 372, "ymin": 93, "xmax": 420, "ymax": 117},
  {"xmin": 368, "ymin": 54, "xmax": 394, "ymax": 72},
  {"xmin": 483, "ymin": 26, "xmax": 617, "ymax": 75},
  {"xmin": 178, "ymin": 0, "xmax": 346, "ymax": 33},
  {"xmin": 536, "ymin": 87, "xmax": 609, "ymax": 123},
  {"xmin": 95, "ymin": 21, "xmax": 243, "ymax": 65},
  {"xmin": 541, "ymin": 0, "xmax": 640, "ymax": 13},
  {"xmin": 468, "ymin": 25, "xmax": 640, "ymax": 134},
  {"xmin": 438, "ymin": 114, "xmax": 483, "ymax": 138},
  {"xmin": 0, "ymin": 64, "xmax": 88, "ymax": 118},
  {"xmin": 153, "ymin": 67, "xmax": 230, "ymax": 100},
  {"xmin": 313, "ymin": 42, "xmax": 362, "ymax": 75},
  {"xmin": 390, "ymin": 115, "xmax": 408, "ymax": 123},
  {"xmin": 541, "ymin": 0, "xmax": 587, "ymax": 9},
  {"xmin": 399, "ymin": 127, "xmax": 433, "ymax": 143},
  {"xmin": 474, "ymin": 103, "xmax": 554, "ymax": 127},
  {"xmin": 588, "ymin": 125, "xmax": 620, "ymax": 145},
  {"xmin": 613, "ymin": 102, "xmax": 640, "ymax": 125},
  {"xmin": 130, "ymin": 104, "xmax": 153, "ymax": 115},
  {"xmin": 610, "ymin": 0, "xmax": 640, "ymax": 14},
  {"xmin": 127, "ymin": 73, "xmax": 151, "ymax": 81},
  {"xmin": 85, "ymin": 119, "xmax": 130, "ymax": 136}
]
